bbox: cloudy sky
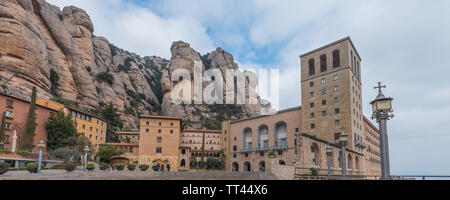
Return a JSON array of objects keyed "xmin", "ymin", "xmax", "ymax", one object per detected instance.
[{"xmin": 47, "ymin": 0, "xmax": 450, "ymax": 175}]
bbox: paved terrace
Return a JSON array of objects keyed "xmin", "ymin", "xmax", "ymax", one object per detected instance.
[{"xmin": 0, "ymin": 170, "xmax": 279, "ymax": 180}]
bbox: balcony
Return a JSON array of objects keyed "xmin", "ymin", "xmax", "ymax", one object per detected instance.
[{"xmin": 355, "ymin": 140, "xmax": 366, "ymax": 149}]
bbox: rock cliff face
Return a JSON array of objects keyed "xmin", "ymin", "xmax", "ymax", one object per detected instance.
[{"xmin": 0, "ymin": 0, "xmax": 272, "ymax": 130}]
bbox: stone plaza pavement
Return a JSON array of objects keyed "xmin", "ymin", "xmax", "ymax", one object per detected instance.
[{"xmin": 0, "ymin": 170, "xmax": 279, "ymax": 180}]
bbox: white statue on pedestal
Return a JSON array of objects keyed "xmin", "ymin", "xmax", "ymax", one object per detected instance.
[{"xmin": 12, "ymin": 130, "xmax": 17, "ymax": 152}]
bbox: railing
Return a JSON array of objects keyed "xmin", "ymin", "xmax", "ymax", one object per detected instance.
[{"xmin": 391, "ymin": 175, "xmax": 450, "ymax": 180}]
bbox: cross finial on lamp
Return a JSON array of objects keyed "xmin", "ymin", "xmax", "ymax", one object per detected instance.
[{"xmin": 374, "ymin": 82, "xmax": 386, "ymax": 93}]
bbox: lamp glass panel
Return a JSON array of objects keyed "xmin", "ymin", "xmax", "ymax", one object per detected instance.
[{"xmin": 377, "ymin": 99, "xmax": 391, "ymax": 111}]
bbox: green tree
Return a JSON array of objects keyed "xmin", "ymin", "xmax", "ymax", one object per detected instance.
[
  {"xmin": 99, "ymin": 103, "xmax": 124, "ymax": 142},
  {"xmin": 50, "ymin": 69, "xmax": 60, "ymax": 96},
  {"xmin": 96, "ymin": 145, "xmax": 124, "ymax": 163},
  {"xmin": 22, "ymin": 87, "xmax": 37, "ymax": 151},
  {"xmin": 46, "ymin": 110, "xmax": 78, "ymax": 150},
  {"xmin": 0, "ymin": 112, "xmax": 5, "ymax": 148}
]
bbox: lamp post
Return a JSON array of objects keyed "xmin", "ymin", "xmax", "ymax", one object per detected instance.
[
  {"xmin": 338, "ymin": 132, "xmax": 348, "ymax": 177},
  {"xmin": 326, "ymin": 145, "xmax": 332, "ymax": 179},
  {"xmin": 370, "ymin": 82, "xmax": 394, "ymax": 180},
  {"xmin": 37, "ymin": 140, "xmax": 45, "ymax": 173},
  {"xmin": 84, "ymin": 145, "xmax": 90, "ymax": 172}
]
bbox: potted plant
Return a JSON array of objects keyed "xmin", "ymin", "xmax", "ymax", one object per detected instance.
[
  {"xmin": 87, "ymin": 164, "xmax": 95, "ymax": 171},
  {"xmin": 99, "ymin": 163, "xmax": 109, "ymax": 170},
  {"xmin": 139, "ymin": 164, "xmax": 149, "ymax": 171},
  {"xmin": 268, "ymin": 152, "xmax": 277, "ymax": 158},
  {"xmin": 26, "ymin": 163, "xmax": 38, "ymax": 173},
  {"xmin": 64, "ymin": 163, "xmax": 77, "ymax": 172},
  {"xmin": 114, "ymin": 163, "xmax": 126, "ymax": 171},
  {"xmin": 310, "ymin": 168, "xmax": 319, "ymax": 176},
  {"xmin": 0, "ymin": 163, "xmax": 10, "ymax": 175},
  {"xmin": 127, "ymin": 163, "xmax": 136, "ymax": 171}
]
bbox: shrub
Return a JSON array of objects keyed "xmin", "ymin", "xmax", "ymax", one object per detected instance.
[
  {"xmin": 139, "ymin": 164, "xmax": 150, "ymax": 171},
  {"xmin": 87, "ymin": 164, "xmax": 95, "ymax": 171},
  {"xmin": 64, "ymin": 163, "xmax": 77, "ymax": 172},
  {"xmin": 310, "ymin": 168, "xmax": 319, "ymax": 176},
  {"xmin": 0, "ymin": 163, "xmax": 10, "ymax": 175},
  {"xmin": 152, "ymin": 165, "xmax": 158, "ymax": 171},
  {"xmin": 99, "ymin": 163, "xmax": 109, "ymax": 170},
  {"xmin": 26, "ymin": 163, "xmax": 38, "ymax": 173},
  {"xmin": 268, "ymin": 152, "xmax": 277, "ymax": 158},
  {"xmin": 127, "ymin": 164, "xmax": 136, "ymax": 171},
  {"xmin": 16, "ymin": 150, "xmax": 30, "ymax": 157},
  {"xmin": 96, "ymin": 72, "xmax": 114, "ymax": 85},
  {"xmin": 51, "ymin": 164, "xmax": 65, "ymax": 169},
  {"xmin": 114, "ymin": 163, "xmax": 125, "ymax": 171}
]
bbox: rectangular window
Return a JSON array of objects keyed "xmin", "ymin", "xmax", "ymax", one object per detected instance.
[
  {"xmin": 310, "ymin": 92, "xmax": 314, "ymax": 98},
  {"xmin": 335, "ymin": 120, "xmax": 341, "ymax": 126},
  {"xmin": 157, "ymin": 137, "xmax": 162, "ymax": 143},
  {"xmin": 310, "ymin": 103, "xmax": 315, "ymax": 108},
  {"xmin": 5, "ymin": 123, "xmax": 11, "ymax": 130},
  {"xmin": 334, "ymin": 74, "xmax": 339, "ymax": 81},
  {"xmin": 322, "ymin": 111, "xmax": 326, "ymax": 117},
  {"xmin": 156, "ymin": 147, "xmax": 162, "ymax": 154},
  {"xmin": 310, "ymin": 81, "xmax": 314, "ymax": 87},
  {"xmin": 334, "ymin": 86, "xmax": 340, "ymax": 92},
  {"xmin": 311, "ymin": 123, "xmax": 316, "ymax": 129},
  {"xmin": 334, "ymin": 97, "xmax": 340, "ymax": 103},
  {"xmin": 321, "ymin": 78, "xmax": 326, "ymax": 85},
  {"xmin": 233, "ymin": 145, "xmax": 237, "ymax": 151},
  {"xmin": 321, "ymin": 89, "xmax": 326, "ymax": 95},
  {"xmin": 158, "ymin": 129, "xmax": 162, "ymax": 134},
  {"xmin": 6, "ymin": 99, "xmax": 13, "ymax": 107},
  {"xmin": 310, "ymin": 113, "xmax": 315, "ymax": 119},
  {"xmin": 146, "ymin": 128, "xmax": 150, "ymax": 133},
  {"xmin": 335, "ymin": 108, "xmax": 340, "ymax": 114},
  {"xmin": 5, "ymin": 111, "xmax": 12, "ymax": 118},
  {"xmin": 322, "ymin": 100, "xmax": 326, "ymax": 106}
]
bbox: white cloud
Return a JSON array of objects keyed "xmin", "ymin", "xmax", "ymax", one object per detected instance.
[{"xmin": 47, "ymin": 0, "xmax": 215, "ymax": 58}]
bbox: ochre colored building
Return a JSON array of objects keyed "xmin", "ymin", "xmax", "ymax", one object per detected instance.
[
  {"xmin": 138, "ymin": 115, "xmax": 183, "ymax": 171},
  {"xmin": 36, "ymin": 98, "xmax": 107, "ymax": 150},
  {"xmin": 363, "ymin": 116, "xmax": 382, "ymax": 179},
  {"xmin": 0, "ymin": 93, "xmax": 56, "ymax": 153}
]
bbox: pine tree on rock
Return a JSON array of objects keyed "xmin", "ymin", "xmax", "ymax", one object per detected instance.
[{"xmin": 22, "ymin": 87, "xmax": 37, "ymax": 152}]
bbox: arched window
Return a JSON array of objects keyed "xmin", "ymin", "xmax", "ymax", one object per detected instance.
[
  {"xmin": 232, "ymin": 162, "xmax": 239, "ymax": 171},
  {"xmin": 259, "ymin": 161, "xmax": 266, "ymax": 172},
  {"xmin": 181, "ymin": 159, "xmax": 186, "ymax": 167},
  {"xmin": 333, "ymin": 50, "xmax": 340, "ymax": 68},
  {"xmin": 242, "ymin": 128, "xmax": 253, "ymax": 151},
  {"xmin": 320, "ymin": 54, "xmax": 327, "ymax": 72},
  {"xmin": 274, "ymin": 122, "xmax": 287, "ymax": 148},
  {"xmin": 348, "ymin": 154, "xmax": 353, "ymax": 170},
  {"xmin": 258, "ymin": 125, "xmax": 269, "ymax": 150},
  {"xmin": 355, "ymin": 156, "xmax": 360, "ymax": 171},
  {"xmin": 308, "ymin": 59, "xmax": 315, "ymax": 76},
  {"xmin": 243, "ymin": 162, "xmax": 251, "ymax": 172}
]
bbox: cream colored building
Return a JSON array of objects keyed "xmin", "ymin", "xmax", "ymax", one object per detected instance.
[
  {"xmin": 300, "ymin": 37, "xmax": 365, "ymax": 153},
  {"xmin": 223, "ymin": 107, "xmax": 302, "ymax": 172}
]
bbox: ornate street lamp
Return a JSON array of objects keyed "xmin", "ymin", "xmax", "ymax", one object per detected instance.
[
  {"xmin": 84, "ymin": 145, "xmax": 90, "ymax": 172},
  {"xmin": 326, "ymin": 145, "xmax": 332, "ymax": 179},
  {"xmin": 370, "ymin": 82, "xmax": 394, "ymax": 180},
  {"xmin": 37, "ymin": 140, "xmax": 45, "ymax": 173},
  {"xmin": 338, "ymin": 132, "xmax": 348, "ymax": 177}
]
